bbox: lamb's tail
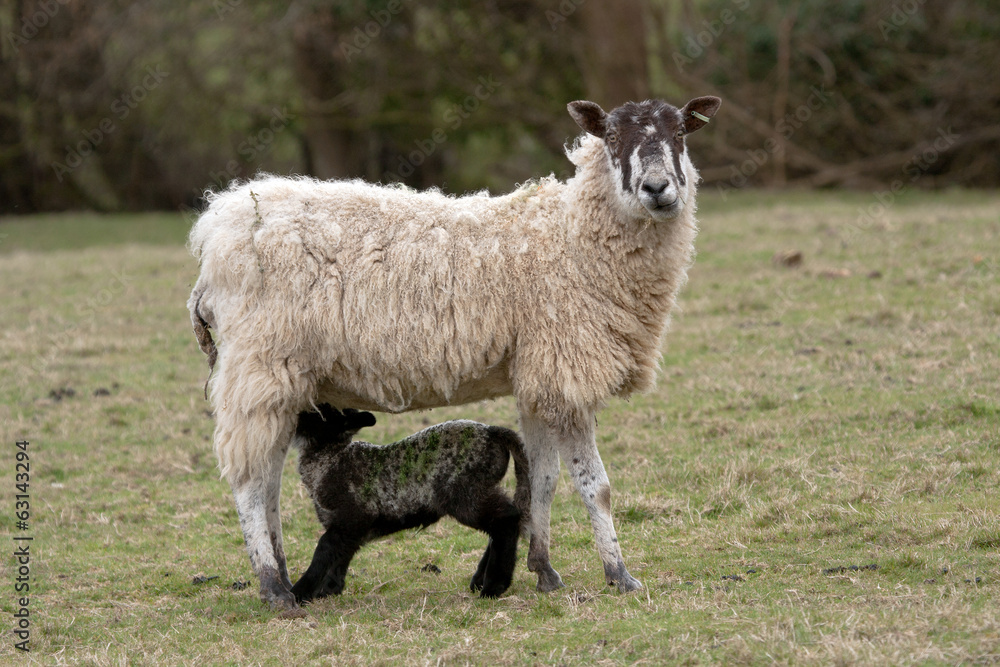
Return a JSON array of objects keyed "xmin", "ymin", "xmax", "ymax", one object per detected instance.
[
  {"xmin": 494, "ymin": 426, "xmax": 532, "ymax": 538},
  {"xmin": 187, "ymin": 282, "xmax": 218, "ymax": 399}
]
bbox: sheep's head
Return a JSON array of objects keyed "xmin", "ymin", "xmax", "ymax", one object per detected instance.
[
  {"xmin": 295, "ymin": 405, "xmax": 377, "ymax": 451},
  {"xmin": 569, "ymin": 96, "xmax": 721, "ymax": 222}
]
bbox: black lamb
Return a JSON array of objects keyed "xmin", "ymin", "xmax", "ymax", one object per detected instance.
[{"xmin": 291, "ymin": 405, "xmax": 531, "ymax": 601}]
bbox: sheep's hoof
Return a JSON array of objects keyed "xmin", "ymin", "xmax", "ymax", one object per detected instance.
[
  {"xmin": 259, "ymin": 568, "xmax": 299, "ymax": 610},
  {"xmin": 605, "ymin": 562, "xmax": 643, "ymax": 593},
  {"xmin": 260, "ymin": 591, "xmax": 299, "ymax": 611},
  {"xmin": 535, "ymin": 568, "xmax": 565, "ymax": 593}
]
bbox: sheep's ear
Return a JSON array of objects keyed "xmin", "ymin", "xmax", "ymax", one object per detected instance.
[
  {"xmin": 568, "ymin": 100, "xmax": 608, "ymax": 138},
  {"xmin": 681, "ymin": 96, "xmax": 721, "ymax": 135}
]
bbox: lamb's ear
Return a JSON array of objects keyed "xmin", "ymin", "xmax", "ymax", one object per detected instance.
[
  {"xmin": 343, "ymin": 408, "xmax": 376, "ymax": 429},
  {"xmin": 568, "ymin": 100, "xmax": 608, "ymax": 138},
  {"xmin": 681, "ymin": 96, "xmax": 722, "ymax": 135}
]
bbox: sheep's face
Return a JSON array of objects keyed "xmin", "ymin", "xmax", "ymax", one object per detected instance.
[{"xmin": 569, "ymin": 97, "xmax": 721, "ymax": 222}]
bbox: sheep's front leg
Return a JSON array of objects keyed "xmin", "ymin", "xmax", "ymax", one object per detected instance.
[
  {"xmin": 520, "ymin": 414, "xmax": 565, "ymax": 592},
  {"xmin": 545, "ymin": 414, "xmax": 643, "ymax": 593}
]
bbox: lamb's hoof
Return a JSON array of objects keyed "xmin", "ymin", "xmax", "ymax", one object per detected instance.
[
  {"xmin": 478, "ymin": 584, "xmax": 508, "ymax": 599},
  {"xmin": 290, "ymin": 586, "xmax": 311, "ymax": 605},
  {"xmin": 477, "ymin": 575, "xmax": 512, "ymax": 599},
  {"xmin": 535, "ymin": 568, "xmax": 565, "ymax": 593}
]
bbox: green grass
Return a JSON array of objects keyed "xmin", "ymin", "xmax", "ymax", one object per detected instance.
[
  {"xmin": 1, "ymin": 189, "xmax": 999, "ymax": 664},
  {"xmin": 0, "ymin": 211, "xmax": 192, "ymax": 253}
]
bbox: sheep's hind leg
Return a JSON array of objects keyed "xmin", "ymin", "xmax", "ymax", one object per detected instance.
[
  {"xmin": 554, "ymin": 417, "xmax": 642, "ymax": 592},
  {"xmin": 263, "ymin": 441, "xmax": 293, "ymax": 591},
  {"xmin": 232, "ymin": 471, "xmax": 297, "ymax": 609},
  {"xmin": 520, "ymin": 414, "xmax": 565, "ymax": 592},
  {"xmin": 219, "ymin": 401, "xmax": 300, "ymax": 609}
]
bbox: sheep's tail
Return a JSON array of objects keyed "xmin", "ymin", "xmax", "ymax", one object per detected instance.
[
  {"xmin": 495, "ymin": 426, "xmax": 532, "ymax": 538},
  {"xmin": 188, "ymin": 282, "xmax": 218, "ymax": 399}
]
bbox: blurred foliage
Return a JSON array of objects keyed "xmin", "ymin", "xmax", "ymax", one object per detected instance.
[
  {"xmin": 0, "ymin": 0, "xmax": 997, "ymax": 213},
  {"xmin": 653, "ymin": 0, "xmax": 1000, "ymax": 189}
]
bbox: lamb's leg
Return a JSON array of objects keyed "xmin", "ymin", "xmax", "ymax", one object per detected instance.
[
  {"xmin": 551, "ymin": 416, "xmax": 642, "ymax": 593},
  {"xmin": 291, "ymin": 529, "xmax": 360, "ymax": 603},
  {"xmin": 470, "ymin": 539, "xmax": 493, "ymax": 593},
  {"xmin": 456, "ymin": 489, "xmax": 520, "ymax": 598},
  {"xmin": 519, "ymin": 413, "xmax": 565, "ymax": 592},
  {"xmin": 480, "ymin": 513, "xmax": 521, "ymax": 598}
]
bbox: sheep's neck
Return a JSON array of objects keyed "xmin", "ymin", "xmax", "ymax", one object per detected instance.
[{"xmin": 564, "ymin": 167, "xmax": 697, "ymax": 329}]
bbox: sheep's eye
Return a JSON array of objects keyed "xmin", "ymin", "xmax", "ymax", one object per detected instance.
[
  {"xmin": 676, "ymin": 130, "xmax": 685, "ymax": 139},
  {"xmin": 607, "ymin": 131, "xmax": 619, "ymax": 144}
]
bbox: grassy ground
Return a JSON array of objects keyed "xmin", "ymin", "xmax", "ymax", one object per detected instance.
[{"xmin": 0, "ymin": 189, "xmax": 998, "ymax": 665}]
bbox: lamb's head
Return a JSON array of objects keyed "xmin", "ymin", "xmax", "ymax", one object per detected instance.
[
  {"xmin": 294, "ymin": 404, "xmax": 377, "ymax": 453},
  {"xmin": 568, "ymin": 96, "xmax": 721, "ymax": 222}
]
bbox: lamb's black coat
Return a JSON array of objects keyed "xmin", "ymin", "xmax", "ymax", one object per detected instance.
[{"xmin": 291, "ymin": 405, "xmax": 530, "ymax": 601}]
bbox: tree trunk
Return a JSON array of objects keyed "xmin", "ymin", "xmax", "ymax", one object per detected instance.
[{"xmin": 577, "ymin": 0, "xmax": 650, "ymax": 105}]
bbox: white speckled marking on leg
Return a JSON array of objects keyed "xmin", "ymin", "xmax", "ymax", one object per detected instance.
[
  {"xmin": 550, "ymin": 416, "xmax": 643, "ymax": 592},
  {"xmin": 232, "ymin": 466, "xmax": 296, "ymax": 609},
  {"xmin": 263, "ymin": 441, "xmax": 292, "ymax": 590},
  {"xmin": 520, "ymin": 413, "xmax": 564, "ymax": 592}
]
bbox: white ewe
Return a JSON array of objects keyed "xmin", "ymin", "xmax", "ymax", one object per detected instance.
[{"xmin": 188, "ymin": 96, "xmax": 721, "ymax": 608}]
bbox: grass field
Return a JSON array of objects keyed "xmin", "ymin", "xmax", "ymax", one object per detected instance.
[{"xmin": 1, "ymin": 189, "xmax": 998, "ymax": 665}]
